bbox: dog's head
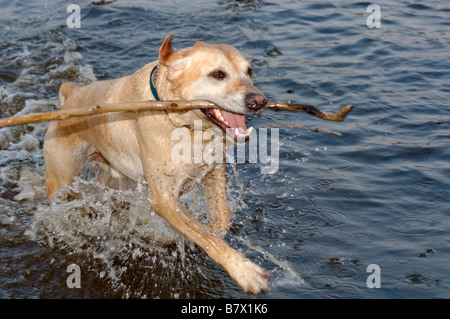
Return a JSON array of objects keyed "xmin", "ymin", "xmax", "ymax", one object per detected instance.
[{"xmin": 158, "ymin": 34, "xmax": 266, "ymax": 142}]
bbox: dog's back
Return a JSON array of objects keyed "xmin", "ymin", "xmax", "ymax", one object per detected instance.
[{"xmin": 57, "ymin": 61, "xmax": 155, "ymax": 111}]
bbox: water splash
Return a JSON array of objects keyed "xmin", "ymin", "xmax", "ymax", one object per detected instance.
[{"xmin": 27, "ymin": 175, "xmax": 213, "ymax": 298}]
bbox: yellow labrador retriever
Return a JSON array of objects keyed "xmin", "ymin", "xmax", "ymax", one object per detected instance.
[{"xmin": 43, "ymin": 34, "xmax": 269, "ymax": 294}]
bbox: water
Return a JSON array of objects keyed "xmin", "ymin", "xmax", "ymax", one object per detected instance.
[{"xmin": 0, "ymin": 0, "xmax": 449, "ymax": 299}]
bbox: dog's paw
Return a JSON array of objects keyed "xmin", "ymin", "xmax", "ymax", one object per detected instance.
[{"xmin": 226, "ymin": 252, "xmax": 270, "ymax": 295}]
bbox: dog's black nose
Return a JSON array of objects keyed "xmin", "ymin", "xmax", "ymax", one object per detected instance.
[{"xmin": 245, "ymin": 93, "xmax": 267, "ymax": 111}]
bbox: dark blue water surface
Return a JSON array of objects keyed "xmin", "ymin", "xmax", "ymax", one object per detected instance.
[{"xmin": 0, "ymin": 0, "xmax": 449, "ymax": 299}]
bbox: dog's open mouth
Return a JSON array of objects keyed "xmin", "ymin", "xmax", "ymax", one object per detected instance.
[{"xmin": 201, "ymin": 109, "xmax": 253, "ymax": 142}]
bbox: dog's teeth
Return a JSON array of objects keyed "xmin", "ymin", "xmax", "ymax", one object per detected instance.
[
  {"xmin": 246, "ymin": 127, "xmax": 254, "ymax": 136},
  {"xmin": 213, "ymin": 109, "xmax": 226, "ymax": 123},
  {"xmin": 214, "ymin": 109, "xmax": 223, "ymax": 119}
]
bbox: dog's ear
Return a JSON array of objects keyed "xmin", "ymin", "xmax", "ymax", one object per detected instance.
[{"xmin": 159, "ymin": 34, "xmax": 184, "ymax": 70}]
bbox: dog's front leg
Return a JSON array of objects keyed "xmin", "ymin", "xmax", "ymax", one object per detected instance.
[
  {"xmin": 150, "ymin": 189, "xmax": 269, "ymax": 294},
  {"xmin": 204, "ymin": 164, "xmax": 232, "ymax": 235}
]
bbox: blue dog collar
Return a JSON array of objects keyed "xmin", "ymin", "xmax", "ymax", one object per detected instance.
[{"xmin": 150, "ymin": 65, "xmax": 160, "ymax": 101}]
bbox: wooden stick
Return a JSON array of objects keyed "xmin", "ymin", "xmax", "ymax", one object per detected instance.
[
  {"xmin": 0, "ymin": 100, "xmax": 217, "ymax": 128},
  {"xmin": 266, "ymin": 102, "xmax": 352, "ymax": 121},
  {"xmin": 0, "ymin": 100, "xmax": 352, "ymax": 128}
]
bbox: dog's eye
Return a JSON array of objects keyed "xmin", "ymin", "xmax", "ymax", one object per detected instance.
[
  {"xmin": 210, "ymin": 70, "xmax": 226, "ymax": 80},
  {"xmin": 247, "ymin": 67, "xmax": 253, "ymax": 77}
]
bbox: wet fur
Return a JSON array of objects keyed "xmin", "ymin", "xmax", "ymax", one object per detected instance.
[{"xmin": 43, "ymin": 34, "xmax": 269, "ymax": 294}]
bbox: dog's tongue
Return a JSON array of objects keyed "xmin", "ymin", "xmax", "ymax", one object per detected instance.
[{"xmin": 221, "ymin": 110, "xmax": 247, "ymax": 132}]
